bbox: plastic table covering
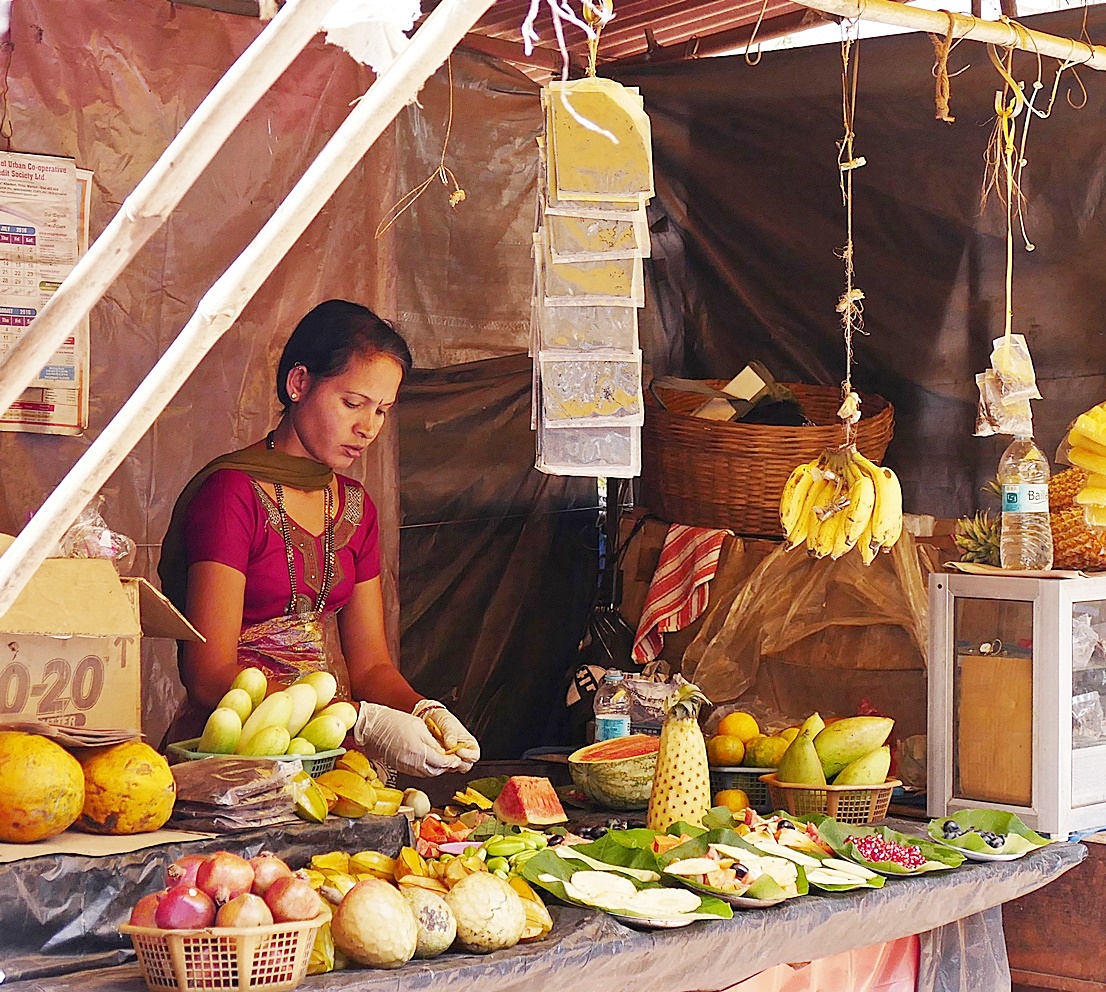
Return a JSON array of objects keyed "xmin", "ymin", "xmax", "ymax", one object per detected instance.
[
  {"xmin": 0, "ymin": 815, "xmax": 412, "ymax": 985},
  {"xmin": 0, "ymin": 823, "xmax": 1085, "ymax": 992}
]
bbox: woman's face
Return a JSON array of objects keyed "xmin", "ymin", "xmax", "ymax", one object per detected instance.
[{"xmin": 285, "ymin": 352, "xmax": 404, "ymax": 470}]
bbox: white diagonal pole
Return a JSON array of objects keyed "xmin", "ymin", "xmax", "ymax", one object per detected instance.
[
  {"xmin": 0, "ymin": 0, "xmax": 498, "ymax": 616},
  {"xmin": 0, "ymin": 0, "xmax": 337, "ymax": 419}
]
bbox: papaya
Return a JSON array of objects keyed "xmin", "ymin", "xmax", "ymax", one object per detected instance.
[
  {"xmin": 0, "ymin": 732, "xmax": 85, "ymax": 842},
  {"xmin": 77, "ymin": 740, "xmax": 176, "ymax": 835}
]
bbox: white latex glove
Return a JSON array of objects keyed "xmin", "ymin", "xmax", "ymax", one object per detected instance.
[
  {"xmin": 413, "ymin": 699, "xmax": 481, "ymax": 771},
  {"xmin": 353, "ymin": 702, "xmax": 465, "ymax": 778}
]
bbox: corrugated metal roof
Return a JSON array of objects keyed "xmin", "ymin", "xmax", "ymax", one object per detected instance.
[{"xmin": 425, "ymin": 0, "xmax": 836, "ymax": 75}]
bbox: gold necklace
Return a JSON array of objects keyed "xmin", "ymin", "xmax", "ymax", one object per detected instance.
[{"xmin": 267, "ymin": 431, "xmax": 335, "ymax": 618}]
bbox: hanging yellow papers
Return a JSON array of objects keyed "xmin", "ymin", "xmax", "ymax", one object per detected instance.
[{"xmin": 546, "ymin": 77, "xmax": 654, "ymax": 202}]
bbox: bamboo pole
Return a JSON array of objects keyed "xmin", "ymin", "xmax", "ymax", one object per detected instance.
[
  {"xmin": 0, "ymin": 0, "xmax": 498, "ymax": 616},
  {"xmin": 0, "ymin": 0, "xmax": 336, "ymax": 421},
  {"xmin": 793, "ymin": 0, "xmax": 1106, "ymax": 69}
]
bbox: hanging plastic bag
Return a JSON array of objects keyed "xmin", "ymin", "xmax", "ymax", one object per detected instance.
[{"xmin": 56, "ymin": 495, "xmax": 137, "ymax": 574}]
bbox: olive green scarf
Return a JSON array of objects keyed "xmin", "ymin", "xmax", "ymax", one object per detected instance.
[{"xmin": 158, "ymin": 442, "xmax": 334, "ymax": 614}]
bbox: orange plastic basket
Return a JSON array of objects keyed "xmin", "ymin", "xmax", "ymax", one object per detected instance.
[
  {"xmin": 120, "ymin": 914, "xmax": 326, "ymax": 992},
  {"xmin": 760, "ymin": 774, "xmax": 900, "ymax": 825}
]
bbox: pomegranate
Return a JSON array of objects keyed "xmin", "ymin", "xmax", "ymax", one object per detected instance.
[
  {"xmin": 196, "ymin": 851, "xmax": 254, "ymax": 904},
  {"xmin": 848, "ymin": 833, "xmax": 926, "ymax": 869},
  {"xmin": 264, "ymin": 875, "xmax": 323, "ymax": 922},
  {"xmin": 215, "ymin": 892, "xmax": 274, "ymax": 928},
  {"xmin": 129, "ymin": 890, "xmax": 166, "ymax": 927},
  {"xmin": 154, "ymin": 884, "xmax": 216, "ymax": 930},
  {"xmin": 166, "ymin": 853, "xmax": 209, "ymax": 888},
  {"xmin": 248, "ymin": 852, "xmax": 293, "ymax": 896}
]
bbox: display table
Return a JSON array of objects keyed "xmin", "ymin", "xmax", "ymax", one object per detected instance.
[
  {"xmin": 0, "ymin": 822, "xmax": 1084, "ymax": 992},
  {"xmin": 0, "ymin": 815, "xmax": 412, "ymax": 985}
]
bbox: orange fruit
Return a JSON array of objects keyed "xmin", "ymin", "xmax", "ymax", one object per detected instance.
[
  {"xmin": 717, "ymin": 711, "xmax": 760, "ymax": 744},
  {"xmin": 706, "ymin": 734, "xmax": 745, "ymax": 767},
  {"xmin": 713, "ymin": 789, "xmax": 751, "ymax": 814}
]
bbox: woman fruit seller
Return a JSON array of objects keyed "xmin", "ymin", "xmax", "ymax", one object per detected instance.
[{"xmin": 159, "ymin": 300, "xmax": 479, "ymax": 777}]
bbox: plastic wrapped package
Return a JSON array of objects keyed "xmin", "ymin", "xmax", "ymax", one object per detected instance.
[
  {"xmin": 539, "ymin": 351, "xmax": 643, "ymax": 428},
  {"xmin": 536, "ymin": 421, "xmax": 640, "ymax": 478},
  {"xmin": 545, "ymin": 78, "xmax": 655, "ymax": 202},
  {"xmin": 542, "ymin": 241, "xmax": 646, "ymax": 307},
  {"xmin": 534, "ymin": 300, "xmax": 639, "ymax": 353},
  {"xmin": 545, "ymin": 207, "xmax": 650, "ymax": 262}
]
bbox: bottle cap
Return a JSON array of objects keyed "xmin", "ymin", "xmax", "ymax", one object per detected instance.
[{"xmin": 603, "ymin": 670, "xmax": 625, "ymax": 681}]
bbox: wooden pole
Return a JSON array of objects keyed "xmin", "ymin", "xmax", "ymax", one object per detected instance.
[
  {"xmin": 0, "ymin": 0, "xmax": 336, "ymax": 421},
  {"xmin": 0, "ymin": 0, "xmax": 498, "ymax": 616},
  {"xmin": 792, "ymin": 0, "xmax": 1106, "ymax": 70}
]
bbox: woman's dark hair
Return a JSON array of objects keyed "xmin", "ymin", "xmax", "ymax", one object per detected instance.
[{"xmin": 276, "ymin": 300, "xmax": 413, "ymax": 408}]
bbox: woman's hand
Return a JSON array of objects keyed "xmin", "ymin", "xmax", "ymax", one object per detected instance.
[
  {"xmin": 413, "ymin": 700, "xmax": 480, "ymax": 770},
  {"xmin": 353, "ymin": 702, "xmax": 466, "ymax": 777}
]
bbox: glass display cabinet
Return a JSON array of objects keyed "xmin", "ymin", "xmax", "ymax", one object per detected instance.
[{"xmin": 928, "ymin": 572, "xmax": 1106, "ymax": 837}]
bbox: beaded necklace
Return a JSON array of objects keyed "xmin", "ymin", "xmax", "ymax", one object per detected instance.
[{"xmin": 266, "ymin": 431, "xmax": 335, "ymax": 618}]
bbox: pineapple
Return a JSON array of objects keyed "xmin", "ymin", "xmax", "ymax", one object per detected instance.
[
  {"xmin": 1051, "ymin": 467, "xmax": 1087, "ymax": 510},
  {"xmin": 647, "ymin": 682, "xmax": 712, "ymax": 832},
  {"xmin": 1052, "ymin": 506, "xmax": 1106, "ymax": 570},
  {"xmin": 954, "ymin": 510, "xmax": 1001, "ymax": 566}
]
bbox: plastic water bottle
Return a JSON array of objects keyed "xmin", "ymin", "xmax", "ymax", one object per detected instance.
[
  {"xmin": 998, "ymin": 435, "xmax": 1053, "ymax": 570},
  {"xmin": 593, "ymin": 670, "xmax": 631, "ymax": 742}
]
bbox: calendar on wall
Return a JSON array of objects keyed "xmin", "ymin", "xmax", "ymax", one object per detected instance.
[{"xmin": 0, "ymin": 152, "xmax": 92, "ymax": 435}]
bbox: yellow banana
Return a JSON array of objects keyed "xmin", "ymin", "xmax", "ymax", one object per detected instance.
[
  {"xmin": 829, "ymin": 505, "xmax": 852, "ymax": 559},
  {"xmin": 856, "ymin": 453, "xmax": 903, "ymax": 550},
  {"xmin": 842, "ymin": 466, "xmax": 876, "ymax": 550},
  {"xmin": 780, "ymin": 462, "xmax": 817, "ymax": 536},
  {"xmin": 857, "ymin": 513, "xmax": 878, "ymax": 565},
  {"xmin": 789, "ymin": 472, "xmax": 830, "ymax": 550}
]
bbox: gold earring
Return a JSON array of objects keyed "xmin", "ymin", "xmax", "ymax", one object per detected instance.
[{"xmin": 290, "ymin": 392, "xmax": 298, "ymax": 401}]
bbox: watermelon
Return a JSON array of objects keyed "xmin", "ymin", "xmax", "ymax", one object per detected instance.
[
  {"xmin": 568, "ymin": 734, "xmax": 659, "ymax": 811},
  {"xmin": 492, "ymin": 776, "xmax": 567, "ymax": 826}
]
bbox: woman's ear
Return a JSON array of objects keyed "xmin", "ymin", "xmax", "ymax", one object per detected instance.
[{"xmin": 286, "ymin": 363, "xmax": 310, "ymax": 402}]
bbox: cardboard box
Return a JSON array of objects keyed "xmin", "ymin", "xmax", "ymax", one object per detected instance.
[{"xmin": 0, "ymin": 535, "xmax": 200, "ymax": 733}]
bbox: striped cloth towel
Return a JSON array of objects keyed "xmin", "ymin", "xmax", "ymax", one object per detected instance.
[{"xmin": 631, "ymin": 522, "xmax": 730, "ymax": 665}]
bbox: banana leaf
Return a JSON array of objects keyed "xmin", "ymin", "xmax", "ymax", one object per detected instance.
[
  {"xmin": 657, "ymin": 827, "xmax": 809, "ymax": 902},
  {"xmin": 817, "ymin": 820, "xmax": 965, "ymax": 874},
  {"xmin": 520, "ymin": 847, "xmax": 733, "ymax": 921},
  {"xmin": 927, "ymin": 809, "xmax": 1050, "ymax": 857}
]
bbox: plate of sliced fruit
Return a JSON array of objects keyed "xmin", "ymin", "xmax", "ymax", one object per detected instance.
[{"xmin": 927, "ymin": 809, "xmax": 1051, "ymax": 861}]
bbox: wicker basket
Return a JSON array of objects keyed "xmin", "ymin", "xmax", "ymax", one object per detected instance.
[
  {"xmin": 120, "ymin": 915, "xmax": 326, "ymax": 992},
  {"xmin": 760, "ymin": 774, "xmax": 900, "ymax": 825},
  {"xmin": 709, "ymin": 766, "xmax": 774, "ymax": 814},
  {"xmin": 166, "ymin": 739, "xmax": 344, "ymax": 778},
  {"xmin": 640, "ymin": 381, "xmax": 894, "ymax": 536}
]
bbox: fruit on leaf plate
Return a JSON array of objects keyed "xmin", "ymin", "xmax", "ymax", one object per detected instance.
[
  {"xmin": 656, "ymin": 827, "xmax": 807, "ymax": 907},
  {"xmin": 518, "ymin": 845, "xmax": 732, "ymax": 927},
  {"xmin": 927, "ymin": 809, "xmax": 1050, "ymax": 861},
  {"xmin": 816, "ymin": 819, "xmax": 965, "ymax": 875}
]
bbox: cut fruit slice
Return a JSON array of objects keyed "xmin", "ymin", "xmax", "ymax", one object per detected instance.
[{"xmin": 492, "ymin": 776, "xmax": 567, "ymax": 826}]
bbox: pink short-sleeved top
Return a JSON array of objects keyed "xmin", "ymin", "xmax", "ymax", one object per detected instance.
[{"xmin": 182, "ymin": 469, "xmax": 380, "ymax": 626}]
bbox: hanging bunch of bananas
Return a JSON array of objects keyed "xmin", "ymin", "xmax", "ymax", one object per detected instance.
[
  {"xmin": 1066, "ymin": 402, "xmax": 1106, "ymax": 529},
  {"xmin": 779, "ymin": 446, "xmax": 903, "ymax": 563}
]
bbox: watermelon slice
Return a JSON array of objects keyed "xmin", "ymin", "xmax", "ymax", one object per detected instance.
[{"xmin": 492, "ymin": 776, "xmax": 568, "ymax": 826}]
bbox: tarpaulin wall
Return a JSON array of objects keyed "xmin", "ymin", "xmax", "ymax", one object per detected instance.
[
  {"xmin": 0, "ymin": 0, "xmax": 399, "ymax": 747},
  {"xmin": 615, "ymin": 7, "xmax": 1106, "ymax": 519},
  {"xmin": 397, "ymin": 356, "xmax": 598, "ymax": 759}
]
